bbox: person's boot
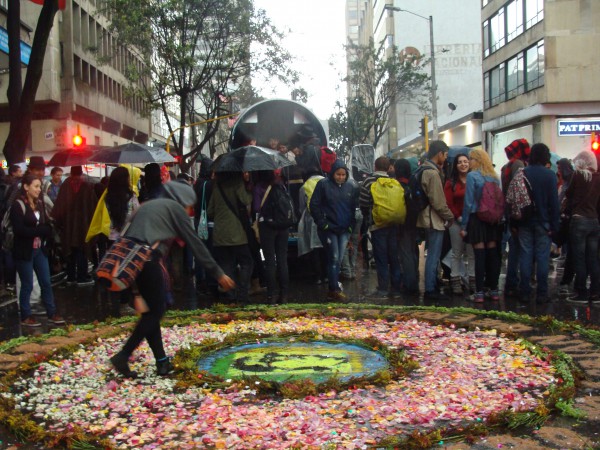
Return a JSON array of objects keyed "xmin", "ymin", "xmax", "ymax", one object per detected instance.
[
  {"xmin": 249, "ymin": 278, "xmax": 266, "ymax": 296},
  {"xmin": 450, "ymin": 276, "xmax": 463, "ymax": 295},
  {"xmin": 468, "ymin": 276, "xmax": 476, "ymax": 294},
  {"xmin": 110, "ymin": 353, "xmax": 138, "ymax": 379},
  {"xmin": 156, "ymin": 357, "xmax": 174, "ymax": 376}
]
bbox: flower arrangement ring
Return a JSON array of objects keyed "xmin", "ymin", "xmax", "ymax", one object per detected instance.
[{"xmin": 5, "ymin": 314, "xmax": 561, "ymax": 449}]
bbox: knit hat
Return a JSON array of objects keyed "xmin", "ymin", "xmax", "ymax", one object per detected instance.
[
  {"xmin": 162, "ymin": 180, "xmax": 197, "ymax": 207},
  {"xmin": 573, "ymin": 150, "xmax": 598, "ymax": 172},
  {"xmin": 504, "ymin": 139, "xmax": 530, "ymax": 162},
  {"xmin": 426, "ymin": 140, "xmax": 449, "ymax": 159}
]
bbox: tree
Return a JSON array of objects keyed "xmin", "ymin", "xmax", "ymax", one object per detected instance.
[
  {"xmin": 100, "ymin": 0, "xmax": 297, "ymax": 169},
  {"xmin": 328, "ymin": 38, "xmax": 430, "ymax": 156},
  {"xmin": 3, "ymin": 0, "xmax": 60, "ymax": 165}
]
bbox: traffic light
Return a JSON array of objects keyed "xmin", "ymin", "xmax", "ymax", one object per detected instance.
[
  {"xmin": 419, "ymin": 119, "xmax": 425, "ymax": 137},
  {"xmin": 72, "ymin": 125, "xmax": 86, "ymax": 148},
  {"xmin": 592, "ymin": 132, "xmax": 600, "ymax": 153},
  {"xmin": 419, "ymin": 115, "xmax": 429, "ymax": 153}
]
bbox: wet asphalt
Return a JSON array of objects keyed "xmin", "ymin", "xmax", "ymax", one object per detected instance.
[{"xmin": 1, "ymin": 245, "xmax": 598, "ymax": 342}]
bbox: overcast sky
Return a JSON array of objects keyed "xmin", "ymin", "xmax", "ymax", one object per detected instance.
[{"xmin": 253, "ymin": 0, "xmax": 347, "ymax": 120}]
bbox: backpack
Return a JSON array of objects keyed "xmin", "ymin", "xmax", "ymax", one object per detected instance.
[
  {"xmin": 476, "ymin": 180, "xmax": 505, "ymax": 224},
  {"xmin": 370, "ymin": 177, "xmax": 406, "ymax": 226},
  {"xmin": 262, "ymin": 184, "xmax": 298, "ymax": 229},
  {"xmin": 407, "ymin": 166, "xmax": 434, "ymax": 213},
  {"xmin": 1, "ymin": 199, "xmax": 25, "ymax": 251},
  {"xmin": 302, "ymin": 176, "xmax": 324, "ymax": 212},
  {"xmin": 505, "ymin": 169, "xmax": 535, "ymax": 223},
  {"xmin": 320, "ymin": 146, "xmax": 337, "ymax": 174}
]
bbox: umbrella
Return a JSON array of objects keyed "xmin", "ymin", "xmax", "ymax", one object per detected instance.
[
  {"xmin": 447, "ymin": 146, "xmax": 473, "ymax": 167},
  {"xmin": 214, "ymin": 145, "xmax": 295, "ymax": 172},
  {"xmin": 549, "ymin": 152, "xmax": 561, "ymax": 173},
  {"xmin": 89, "ymin": 142, "xmax": 175, "ymax": 164},
  {"xmin": 47, "ymin": 145, "xmax": 109, "ymax": 167}
]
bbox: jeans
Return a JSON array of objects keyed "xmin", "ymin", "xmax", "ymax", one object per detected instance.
[
  {"xmin": 120, "ymin": 258, "xmax": 167, "ymax": 361},
  {"xmin": 505, "ymin": 233, "xmax": 521, "ymax": 290},
  {"xmin": 213, "ymin": 244, "xmax": 253, "ymax": 303},
  {"xmin": 259, "ymin": 223, "xmax": 289, "ymax": 298},
  {"xmin": 371, "ymin": 226, "xmax": 401, "ymax": 292},
  {"xmin": 569, "ymin": 216, "xmax": 600, "ymax": 295},
  {"xmin": 341, "ymin": 209, "xmax": 363, "ymax": 277},
  {"xmin": 424, "ymin": 228, "xmax": 444, "ymax": 293},
  {"xmin": 398, "ymin": 225, "xmax": 419, "ymax": 292},
  {"xmin": 448, "ymin": 222, "xmax": 474, "ymax": 278},
  {"xmin": 15, "ymin": 248, "xmax": 56, "ymax": 320},
  {"xmin": 518, "ymin": 223, "xmax": 552, "ymax": 297},
  {"xmin": 317, "ymin": 229, "xmax": 350, "ymax": 292}
]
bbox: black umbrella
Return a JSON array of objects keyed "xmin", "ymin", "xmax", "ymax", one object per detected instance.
[
  {"xmin": 47, "ymin": 146, "xmax": 109, "ymax": 167},
  {"xmin": 214, "ymin": 145, "xmax": 294, "ymax": 172},
  {"xmin": 89, "ymin": 142, "xmax": 175, "ymax": 164}
]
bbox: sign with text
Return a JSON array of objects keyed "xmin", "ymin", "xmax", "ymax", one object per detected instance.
[{"xmin": 557, "ymin": 119, "xmax": 600, "ymax": 136}]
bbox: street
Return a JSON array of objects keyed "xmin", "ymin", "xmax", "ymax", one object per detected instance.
[{"xmin": 1, "ymin": 248, "xmax": 598, "ymax": 342}]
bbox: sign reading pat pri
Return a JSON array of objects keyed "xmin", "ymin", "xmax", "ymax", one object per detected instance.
[{"xmin": 557, "ymin": 119, "xmax": 600, "ymax": 136}]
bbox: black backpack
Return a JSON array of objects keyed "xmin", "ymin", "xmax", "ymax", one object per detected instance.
[
  {"xmin": 262, "ymin": 184, "xmax": 298, "ymax": 229},
  {"xmin": 407, "ymin": 166, "xmax": 434, "ymax": 214}
]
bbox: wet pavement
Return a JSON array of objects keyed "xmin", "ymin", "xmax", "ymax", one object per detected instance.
[
  {"xmin": 1, "ymin": 248, "xmax": 598, "ymax": 342},
  {"xmin": 1, "ymin": 248, "xmax": 600, "ymax": 449}
]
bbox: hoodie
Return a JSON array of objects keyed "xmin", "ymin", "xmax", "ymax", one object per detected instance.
[
  {"xmin": 309, "ymin": 159, "xmax": 357, "ymax": 234},
  {"xmin": 125, "ymin": 181, "xmax": 224, "ymax": 280}
]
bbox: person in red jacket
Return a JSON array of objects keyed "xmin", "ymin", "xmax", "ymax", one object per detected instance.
[{"xmin": 444, "ymin": 153, "xmax": 474, "ymax": 295}]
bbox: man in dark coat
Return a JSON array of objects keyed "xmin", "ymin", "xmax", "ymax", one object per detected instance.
[{"xmin": 52, "ymin": 166, "xmax": 98, "ymax": 286}]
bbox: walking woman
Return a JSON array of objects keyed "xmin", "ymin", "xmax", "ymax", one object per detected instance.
[
  {"xmin": 13, "ymin": 173, "xmax": 65, "ymax": 326},
  {"xmin": 444, "ymin": 153, "xmax": 475, "ymax": 295},
  {"xmin": 110, "ymin": 182, "xmax": 234, "ymax": 378},
  {"xmin": 460, "ymin": 150, "xmax": 503, "ymax": 303},
  {"xmin": 310, "ymin": 159, "xmax": 357, "ymax": 301}
]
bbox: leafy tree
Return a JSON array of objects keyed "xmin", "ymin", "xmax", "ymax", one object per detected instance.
[
  {"xmin": 100, "ymin": 0, "xmax": 297, "ymax": 169},
  {"xmin": 328, "ymin": 38, "xmax": 430, "ymax": 156},
  {"xmin": 3, "ymin": 0, "xmax": 60, "ymax": 165}
]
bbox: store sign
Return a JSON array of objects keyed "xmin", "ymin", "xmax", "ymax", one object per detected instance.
[
  {"xmin": 557, "ymin": 119, "xmax": 600, "ymax": 136},
  {"xmin": 0, "ymin": 26, "xmax": 32, "ymax": 65}
]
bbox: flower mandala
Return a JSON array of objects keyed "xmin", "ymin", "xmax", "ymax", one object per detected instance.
[{"xmin": 7, "ymin": 316, "xmax": 555, "ymax": 449}]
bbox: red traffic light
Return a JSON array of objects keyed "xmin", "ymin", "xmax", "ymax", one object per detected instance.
[
  {"xmin": 72, "ymin": 134, "xmax": 85, "ymax": 147},
  {"xmin": 592, "ymin": 132, "xmax": 600, "ymax": 153}
]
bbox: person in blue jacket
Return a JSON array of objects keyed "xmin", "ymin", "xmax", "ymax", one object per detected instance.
[{"xmin": 309, "ymin": 159, "xmax": 357, "ymax": 301}]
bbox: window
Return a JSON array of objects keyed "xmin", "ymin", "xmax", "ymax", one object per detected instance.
[
  {"xmin": 506, "ymin": 0, "xmax": 523, "ymax": 42},
  {"xmin": 490, "ymin": 63, "xmax": 505, "ymax": 107},
  {"xmin": 525, "ymin": 0, "xmax": 543, "ymax": 29},
  {"xmin": 483, "ymin": 21, "xmax": 490, "ymax": 57},
  {"xmin": 484, "ymin": 72, "xmax": 490, "ymax": 109},
  {"xmin": 490, "ymin": 10, "xmax": 505, "ymax": 53},
  {"xmin": 525, "ymin": 40, "xmax": 544, "ymax": 90},
  {"xmin": 483, "ymin": 39, "xmax": 544, "ymax": 109},
  {"xmin": 506, "ymin": 53, "xmax": 524, "ymax": 99}
]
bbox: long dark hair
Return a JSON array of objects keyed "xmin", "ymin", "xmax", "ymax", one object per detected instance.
[
  {"xmin": 449, "ymin": 153, "xmax": 469, "ymax": 191},
  {"xmin": 105, "ymin": 167, "xmax": 133, "ymax": 231}
]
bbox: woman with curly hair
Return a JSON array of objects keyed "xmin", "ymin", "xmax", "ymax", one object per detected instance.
[{"xmin": 460, "ymin": 149, "xmax": 503, "ymax": 303}]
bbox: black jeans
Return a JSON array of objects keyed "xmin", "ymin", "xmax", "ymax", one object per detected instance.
[
  {"xmin": 67, "ymin": 246, "xmax": 88, "ymax": 281},
  {"xmin": 214, "ymin": 244, "xmax": 253, "ymax": 303},
  {"xmin": 569, "ymin": 216, "xmax": 600, "ymax": 295},
  {"xmin": 119, "ymin": 258, "xmax": 167, "ymax": 361},
  {"xmin": 259, "ymin": 223, "xmax": 289, "ymax": 298}
]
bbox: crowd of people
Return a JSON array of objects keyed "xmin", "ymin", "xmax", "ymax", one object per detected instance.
[{"xmin": 0, "ymin": 135, "xmax": 597, "ymax": 334}]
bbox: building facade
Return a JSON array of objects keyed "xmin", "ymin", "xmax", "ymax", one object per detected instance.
[
  {"xmin": 482, "ymin": 0, "xmax": 600, "ymax": 167},
  {"xmin": 0, "ymin": 0, "xmax": 171, "ymax": 170}
]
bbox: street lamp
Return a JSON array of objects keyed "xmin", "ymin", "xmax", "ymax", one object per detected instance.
[{"xmin": 384, "ymin": 5, "xmax": 439, "ymax": 139}]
